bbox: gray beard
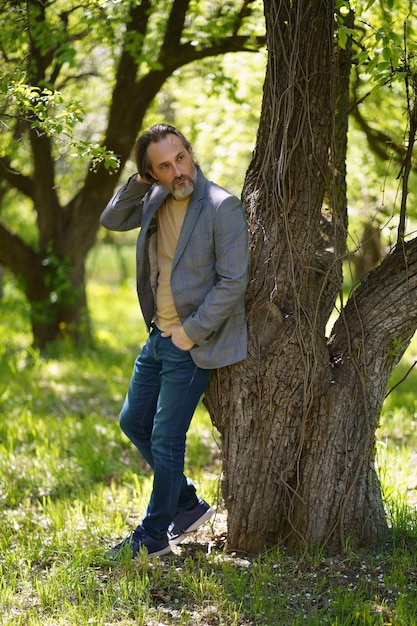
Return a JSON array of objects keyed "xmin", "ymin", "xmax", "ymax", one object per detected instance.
[
  {"xmin": 170, "ymin": 162, "xmax": 198, "ymax": 199},
  {"xmin": 172, "ymin": 180, "xmax": 195, "ymax": 200}
]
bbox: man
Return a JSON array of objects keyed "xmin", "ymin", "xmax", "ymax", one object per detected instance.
[{"xmin": 100, "ymin": 124, "xmax": 248, "ymax": 558}]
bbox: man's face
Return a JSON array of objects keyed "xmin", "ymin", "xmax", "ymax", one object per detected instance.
[{"xmin": 147, "ymin": 134, "xmax": 197, "ymax": 200}]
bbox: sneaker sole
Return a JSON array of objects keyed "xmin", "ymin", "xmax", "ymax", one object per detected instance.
[
  {"xmin": 148, "ymin": 545, "xmax": 172, "ymax": 557},
  {"xmin": 103, "ymin": 544, "xmax": 172, "ymax": 562},
  {"xmin": 105, "ymin": 544, "xmax": 172, "ymax": 560},
  {"xmin": 169, "ymin": 507, "xmax": 215, "ymax": 546}
]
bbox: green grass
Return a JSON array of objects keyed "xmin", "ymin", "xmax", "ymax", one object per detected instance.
[{"xmin": 1, "ymin": 265, "xmax": 417, "ymax": 625}]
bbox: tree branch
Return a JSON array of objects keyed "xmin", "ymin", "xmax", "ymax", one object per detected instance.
[
  {"xmin": 0, "ymin": 157, "xmax": 34, "ymax": 199},
  {"xmin": 0, "ymin": 221, "xmax": 39, "ymax": 275},
  {"xmin": 397, "ymin": 75, "xmax": 417, "ymax": 246},
  {"xmin": 160, "ymin": 34, "xmax": 266, "ymax": 72},
  {"xmin": 350, "ymin": 103, "xmax": 406, "ymax": 164},
  {"xmin": 386, "ymin": 359, "xmax": 417, "ymax": 397},
  {"xmin": 329, "ymin": 237, "xmax": 417, "ymax": 379},
  {"xmin": 160, "ymin": 0, "xmax": 191, "ymax": 53},
  {"xmin": 232, "ymin": 0, "xmax": 258, "ymax": 36}
]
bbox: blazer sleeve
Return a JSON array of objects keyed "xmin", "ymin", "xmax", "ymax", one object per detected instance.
[{"xmin": 100, "ymin": 174, "xmax": 153, "ymax": 231}]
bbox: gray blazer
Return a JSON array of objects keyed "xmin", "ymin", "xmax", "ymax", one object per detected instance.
[{"xmin": 100, "ymin": 168, "xmax": 248, "ymax": 369}]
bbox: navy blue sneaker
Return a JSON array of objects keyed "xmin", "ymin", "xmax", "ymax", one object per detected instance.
[
  {"xmin": 168, "ymin": 498, "xmax": 214, "ymax": 546},
  {"xmin": 105, "ymin": 525, "xmax": 171, "ymax": 559}
]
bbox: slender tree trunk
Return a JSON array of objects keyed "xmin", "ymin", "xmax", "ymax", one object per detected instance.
[{"xmin": 204, "ymin": 0, "xmax": 413, "ymax": 554}]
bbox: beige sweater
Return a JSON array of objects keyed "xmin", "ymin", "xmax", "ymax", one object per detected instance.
[{"xmin": 154, "ymin": 196, "xmax": 192, "ymax": 343}]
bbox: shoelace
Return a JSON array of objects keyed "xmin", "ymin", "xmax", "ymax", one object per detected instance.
[{"xmin": 131, "ymin": 527, "xmax": 147, "ymax": 543}]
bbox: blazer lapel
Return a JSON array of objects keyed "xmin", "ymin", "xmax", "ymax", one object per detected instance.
[{"xmin": 172, "ymin": 170, "xmax": 207, "ymax": 270}]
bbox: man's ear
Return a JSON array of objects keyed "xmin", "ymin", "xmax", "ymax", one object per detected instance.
[{"xmin": 147, "ymin": 169, "xmax": 158, "ymax": 182}]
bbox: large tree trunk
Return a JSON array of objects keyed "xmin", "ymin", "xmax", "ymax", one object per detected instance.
[{"xmin": 205, "ymin": 0, "xmax": 417, "ymax": 554}]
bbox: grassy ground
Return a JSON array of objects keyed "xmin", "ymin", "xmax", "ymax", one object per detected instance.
[{"xmin": 1, "ymin": 260, "xmax": 417, "ymax": 625}]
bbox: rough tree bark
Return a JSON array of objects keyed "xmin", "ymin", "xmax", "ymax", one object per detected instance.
[{"xmin": 205, "ymin": 0, "xmax": 417, "ymax": 554}]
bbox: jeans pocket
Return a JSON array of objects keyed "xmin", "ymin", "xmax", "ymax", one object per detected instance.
[{"xmin": 169, "ymin": 337, "xmax": 192, "ymax": 355}]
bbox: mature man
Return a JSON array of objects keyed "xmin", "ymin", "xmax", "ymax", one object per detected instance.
[{"xmin": 100, "ymin": 124, "xmax": 248, "ymax": 558}]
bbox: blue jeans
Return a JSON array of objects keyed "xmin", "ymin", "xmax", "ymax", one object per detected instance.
[{"xmin": 119, "ymin": 324, "xmax": 212, "ymax": 539}]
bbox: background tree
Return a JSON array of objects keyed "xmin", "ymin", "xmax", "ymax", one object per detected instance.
[
  {"xmin": 0, "ymin": 0, "xmax": 264, "ymax": 348},
  {"xmin": 205, "ymin": 0, "xmax": 417, "ymax": 554},
  {"xmin": 346, "ymin": 1, "xmax": 417, "ymax": 280}
]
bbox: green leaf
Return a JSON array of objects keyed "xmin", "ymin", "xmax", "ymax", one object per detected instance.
[
  {"xmin": 382, "ymin": 46, "xmax": 392, "ymax": 61},
  {"xmin": 339, "ymin": 26, "xmax": 348, "ymax": 50}
]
